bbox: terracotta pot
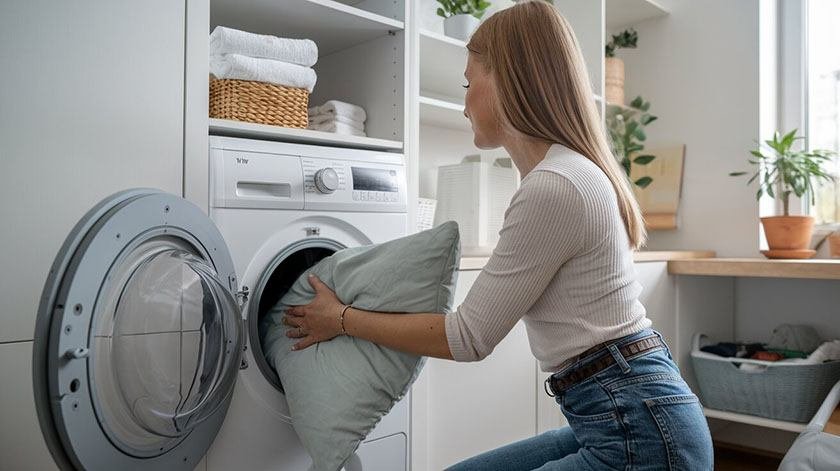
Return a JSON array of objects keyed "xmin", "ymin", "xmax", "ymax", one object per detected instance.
[
  {"xmin": 828, "ymin": 232, "xmax": 840, "ymax": 258},
  {"xmin": 605, "ymin": 57, "xmax": 625, "ymax": 105},
  {"xmin": 761, "ymin": 216, "xmax": 815, "ymax": 250}
]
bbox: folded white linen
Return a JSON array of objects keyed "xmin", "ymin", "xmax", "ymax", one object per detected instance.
[
  {"xmin": 308, "ymin": 121, "xmax": 367, "ymax": 136},
  {"xmin": 308, "ymin": 100, "xmax": 366, "ymax": 122},
  {"xmin": 210, "ymin": 26, "xmax": 318, "ymax": 67},
  {"xmin": 210, "ymin": 54, "xmax": 317, "ymax": 92},
  {"xmin": 308, "ymin": 114, "xmax": 365, "ymax": 131}
]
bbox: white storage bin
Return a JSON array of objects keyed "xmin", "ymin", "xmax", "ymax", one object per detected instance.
[{"xmin": 434, "ymin": 157, "xmax": 518, "ymax": 256}]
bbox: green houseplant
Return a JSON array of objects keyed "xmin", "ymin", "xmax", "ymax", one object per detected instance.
[
  {"xmin": 604, "ymin": 28, "xmax": 638, "ymax": 105},
  {"xmin": 606, "ymin": 96, "xmax": 657, "ymax": 189},
  {"xmin": 437, "ymin": 0, "xmax": 491, "ymax": 41},
  {"xmin": 730, "ymin": 129, "xmax": 836, "ymax": 257}
]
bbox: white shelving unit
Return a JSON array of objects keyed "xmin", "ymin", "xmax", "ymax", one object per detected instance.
[
  {"xmin": 419, "ymin": 29, "xmax": 468, "ymax": 103},
  {"xmin": 605, "ymin": 0, "xmax": 669, "ymax": 31},
  {"xmin": 211, "ymin": 0, "xmax": 404, "ymax": 55},
  {"xmin": 418, "ymin": 96, "xmax": 469, "ymax": 131},
  {"xmin": 703, "ymin": 408, "xmax": 807, "ymax": 434},
  {"xmin": 208, "ymin": 0, "xmax": 408, "ymax": 147},
  {"xmin": 209, "ymin": 118, "xmax": 403, "ymax": 151}
]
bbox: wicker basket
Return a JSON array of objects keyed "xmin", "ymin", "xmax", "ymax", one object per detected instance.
[
  {"xmin": 691, "ymin": 333, "xmax": 840, "ymax": 423},
  {"xmin": 209, "ymin": 78, "xmax": 309, "ymax": 128}
]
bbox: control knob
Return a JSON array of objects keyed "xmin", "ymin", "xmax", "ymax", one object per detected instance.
[{"xmin": 314, "ymin": 168, "xmax": 339, "ymax": 194}]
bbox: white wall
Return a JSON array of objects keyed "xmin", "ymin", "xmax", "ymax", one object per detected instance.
[{"xmin": 618, "ymin": 0, "xmax": 762, "ymax": 257}]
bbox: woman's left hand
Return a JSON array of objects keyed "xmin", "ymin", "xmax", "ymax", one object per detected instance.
[{"xmin": 283, "ymin": 274, "xmax": 345, "ymax": 351}]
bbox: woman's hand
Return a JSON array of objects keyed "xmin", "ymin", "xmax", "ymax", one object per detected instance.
[{"xmin": 283, "ymin": 274, "xmax": 345, "ymax": 351}]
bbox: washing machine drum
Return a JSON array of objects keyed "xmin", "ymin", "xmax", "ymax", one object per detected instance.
[
  {"xmin": 33, "ymin": 189, "xmax": 244, "ymax": 471},
  {"xmin": 252, "ymin": 241, "xmax": 343, "ymax": 392}
]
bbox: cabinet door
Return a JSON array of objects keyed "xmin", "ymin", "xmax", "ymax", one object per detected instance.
[
  {"xmin": 0, "ymin": 0, "xmax": 186, "ymax": 343},
  {"xmin": 634, "ymin": 262, "xmax": 677, "ymax": 349},
  {"xmin": 415, "ymin": 269, "xmax": 536, "ymax": 470}
]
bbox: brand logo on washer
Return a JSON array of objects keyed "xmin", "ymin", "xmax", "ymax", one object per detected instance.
[{"xmin": 236, "ymin": 157, "xmax": 249, "ymax": 164}]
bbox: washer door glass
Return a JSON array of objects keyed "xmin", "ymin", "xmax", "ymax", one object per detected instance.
[{"xmin": 92, "ymin": 246, "xmax": 242, "ymax": 456}]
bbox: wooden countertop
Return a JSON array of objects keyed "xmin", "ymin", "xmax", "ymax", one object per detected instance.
[
  {"xmin": 633, "ymin": 250, "xmax": 717, "ymax": 262},
  {"xmin": 668, "ymin": 258, "xmax": 840, "ymax": 280},
  {"xmin": 459, "ymin": 250, "xmax": 716, "ymax": 270}
]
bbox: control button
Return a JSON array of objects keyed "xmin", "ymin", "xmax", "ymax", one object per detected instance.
[
  {"xmin": 352, "ymin": 192, "xmax": 359, "ymax": 201},
  {"xmin": 314, "ymin": 168, "xmax": 339, "ymax": 194}
]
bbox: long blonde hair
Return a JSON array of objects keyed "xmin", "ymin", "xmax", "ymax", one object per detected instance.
[{"xmin": 467, "ymin": 0, "xmax": 647, "ymax": 249}]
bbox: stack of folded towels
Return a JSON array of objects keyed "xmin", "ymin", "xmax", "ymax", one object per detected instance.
[
  {"xmin": 209, "ymin": 26, "xmax": 318, "ymax": 93},
  {"xmin": 308, "ymin": 101, "xmax": 367, "ymax": 137}
]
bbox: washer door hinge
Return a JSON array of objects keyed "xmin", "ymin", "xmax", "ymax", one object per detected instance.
[{"xmin": 236, "ymin": 286, "xmax": 249, "ymax": 308}]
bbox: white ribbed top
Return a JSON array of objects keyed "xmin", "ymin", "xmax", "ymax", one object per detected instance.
[{"xmin": 445, "ymin": 144, "xmax": 650, "ymax": 372}]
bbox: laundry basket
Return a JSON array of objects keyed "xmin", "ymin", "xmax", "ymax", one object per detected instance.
[
  {"xmin": 209, "ymin": 78, "xmax": 309, "ymax": 128},
  {"xmin": 691, "ymin": 333, "xmax": 840, "ymax": 423}
]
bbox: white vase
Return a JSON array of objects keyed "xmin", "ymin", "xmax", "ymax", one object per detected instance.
[{"xmin": 443, "ymin": 14, "xmax": 480, "ymax": 41}]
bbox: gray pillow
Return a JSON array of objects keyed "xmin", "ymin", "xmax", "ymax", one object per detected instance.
[{"xmin": 261, "ymin": 221, "xmax": 460, "ymax": 471}]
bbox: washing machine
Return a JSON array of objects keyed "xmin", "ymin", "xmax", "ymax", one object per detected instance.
[
  {"xmin": 26, "ymin": 136, "xmax": 410, "ymax": 471},
  {"xmin": 204, "ymin": 136, "xmax": 411, "ymax": 470}
]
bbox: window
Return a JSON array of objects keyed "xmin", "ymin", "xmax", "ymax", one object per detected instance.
[{"xmin": 807, "ymin": 0, "xmax": 840, "ymax": 225}]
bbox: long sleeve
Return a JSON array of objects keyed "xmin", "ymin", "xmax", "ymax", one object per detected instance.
[{"xmin": 444, "ymin": 171, "xmax": 585, "ymax": 362}]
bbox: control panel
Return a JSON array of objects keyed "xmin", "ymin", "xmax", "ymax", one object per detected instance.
[{"xmin": 210, "ymin": 137, "xmax": 407, "ymax": 213}]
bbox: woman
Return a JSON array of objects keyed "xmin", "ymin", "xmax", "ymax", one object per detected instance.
[{"xmin": 283, "ymin": 1, "xmax": 713, "ymax": 469}]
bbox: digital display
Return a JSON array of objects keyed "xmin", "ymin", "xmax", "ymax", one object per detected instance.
[{"xmin": 351, "ymin": 167, "xmax": 399, "ymax": 192}]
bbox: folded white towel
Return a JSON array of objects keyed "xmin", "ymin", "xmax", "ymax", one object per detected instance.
[
  {"xmin": 308, "ymin": 121, "xmax": 367, "ymax": 137},
  {"xmin": 308, "ymin": 100, "xmax": 367, "ymax": 123},
  {"xmin": 308, "ymin": 114, "xmax": 365, "ymax": 131},
  {"xmin": 210, "ymin": 26, "xmax": 318, "ymax": 67},
  {"xmin": 210, "ymin": 54, "xmax": 317, "ymax": 92}
]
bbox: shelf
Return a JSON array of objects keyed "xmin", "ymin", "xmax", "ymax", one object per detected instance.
[
  {"xmin": 418, "ymin": 95, "xmax": 471, "ymax": 132},
  {"xmin": 703, "ymin": 408, "xmax": 807, "ymax": 433},
  {"xmin": 419, "ymin": 29, "xmax": 468, "ymax": 104},
  {"xmin": 210, "ymin": 0, "xmax": 404, "ymax": 57},
  {"xmin": 668, "ymin": 258, "xmax": 840, "ymax": 280},
  {"xmin": 605, "ymin": 0, "xmax": 669, "ymax": 31},
  {"xmin": 209, "ymin": 118, "xmax": 403, "ymax": 151},
  {"xmin": 460, "ymin": 251, "xmax": 716, "ymax": 270},
  {"xmin": 634, "ymin": 250, "xmax": 716, "ymax": 262}
]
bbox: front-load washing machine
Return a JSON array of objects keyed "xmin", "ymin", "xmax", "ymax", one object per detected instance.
[
  {"xmin": 25, "ymin": 136, "xmax": 410, "ymax": 471},
  {"xmin": 204, "ymin": 136, "xmax": 411, "ymax": 471}
]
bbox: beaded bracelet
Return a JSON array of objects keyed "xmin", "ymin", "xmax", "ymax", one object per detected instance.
[{"xmin": 339, "ymin": 304, "xmax": 352, "ymax": 335}]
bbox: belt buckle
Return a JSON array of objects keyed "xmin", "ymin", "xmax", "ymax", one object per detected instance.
[{"xmin": 544, "ymin": 376, "xmax": 558, "ymax": 397}]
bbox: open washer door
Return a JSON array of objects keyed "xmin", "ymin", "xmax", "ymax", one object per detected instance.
[{"xmin": 33, "ymin": 189, "xmax": 245, "ymax": 471}]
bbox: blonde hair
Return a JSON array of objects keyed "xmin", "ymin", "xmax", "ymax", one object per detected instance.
[{"xmin": 467, "ymin": 0, "xmax": 647, "ymax": 249}]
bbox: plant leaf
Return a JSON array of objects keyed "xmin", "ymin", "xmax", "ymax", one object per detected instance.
[
  {"xmin": 634, "ymin": 176, "xmax": 653, "ymax": 188},
  {"xmin": 640, "ymin": 115, "xmax": 657, "ymax": 125},
  {"xmin": 633, "ymin": 154, "xmax": 656, "ymax": 165}
]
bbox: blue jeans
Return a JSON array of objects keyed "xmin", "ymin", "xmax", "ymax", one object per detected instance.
[{"xmin": 446, "ymin": 330, "xmax": 713, "ymax": 470}]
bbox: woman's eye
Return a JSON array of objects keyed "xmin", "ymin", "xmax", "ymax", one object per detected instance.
[{"xmin": 462, "ymin": 83, "xmax": 470, "ymax": 89}]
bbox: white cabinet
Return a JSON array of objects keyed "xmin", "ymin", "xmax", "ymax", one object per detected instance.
[
  {"xmin": 634, "ymin": 261, "xmax": 677, "ymax": 347},
  {"xmin": 0, "ymin": 0, "xmax": 186, "ymax": 343},
  {"xmin": 411, "ymin": 269, "xmax": 536, "ymax": 470},
  {"xmin": 412, "ymin": 261, "xmax": 682, "ymax": 469}
]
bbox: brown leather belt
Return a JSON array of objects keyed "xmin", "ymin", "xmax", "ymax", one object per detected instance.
[{"xmin": 544, "ymin": 335, "xmax": 664, "ymax": 397}]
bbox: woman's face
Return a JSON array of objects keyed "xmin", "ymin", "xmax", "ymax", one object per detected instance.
[{"xmin": 464, "ymin": 54, "xmax": 504, "ymax": 149}]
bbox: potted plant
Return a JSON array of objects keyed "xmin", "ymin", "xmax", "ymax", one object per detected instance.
[
  {"xmin": 437, "ymin": 0, "xmax": 491, "ymax": 41},
  {"xmin": 606, "ymin": 96, "xmax": 657, "ymax": 189},
  {"xmin": 730, "ymin": 129, "xmax": 836, "ymax": 258},
  {"xmin": 604, "ymin": 29, "xmax": 638, "ymax": 105}
]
